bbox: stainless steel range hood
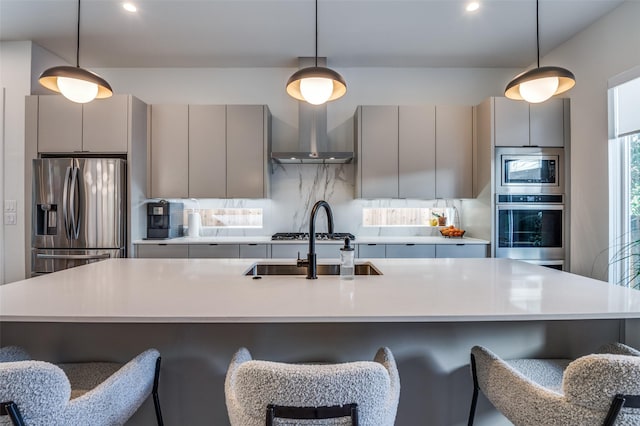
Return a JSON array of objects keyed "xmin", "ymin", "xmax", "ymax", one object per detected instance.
[{"xmin": 271, "ymin": 58, "xmax": 353, "ymax": 165}]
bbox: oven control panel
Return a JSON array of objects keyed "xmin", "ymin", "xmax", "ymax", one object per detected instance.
[{"xmin": 497, "ymin": 194, "xmax": 564, "ymax": 204}]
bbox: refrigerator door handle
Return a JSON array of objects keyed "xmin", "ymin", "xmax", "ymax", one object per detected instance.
[
  {"xmin": 62, "ymin": 166, "xmax": 72, "ymax": 240},
  {"xmin": 69, "ymin": 166, "xmax": 80, "ymax": 240},
  {"xmin": 36, "ymin": 253, "xmax": 111, "ymax": 260}
]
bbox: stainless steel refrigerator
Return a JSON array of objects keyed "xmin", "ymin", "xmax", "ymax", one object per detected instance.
[{"xmin": 32, "ymin": 158, "xmax": 126, "ymax": 275}]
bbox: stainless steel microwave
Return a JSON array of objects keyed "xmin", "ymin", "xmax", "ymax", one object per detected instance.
[{"xmin": 495, "ymin": 147, "xmax": 564, "ymax": 194}]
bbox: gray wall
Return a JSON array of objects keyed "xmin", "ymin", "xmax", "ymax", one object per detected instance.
[{"xmin": 541, "ymin": 1, "xmax": 640, "ymax": 279}]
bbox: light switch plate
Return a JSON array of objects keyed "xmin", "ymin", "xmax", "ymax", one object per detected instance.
[
  {"xmin": 4, "ymin": 212, "xmax": 17, "ymax": 225},
  {"xmin": 4, "ymin": 200, "xmax": 16, "ymax": 212}
]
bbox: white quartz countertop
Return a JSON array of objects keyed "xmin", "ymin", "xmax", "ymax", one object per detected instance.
[
  {"xmin": 133, "ymin": 236, "xmax": 489, "ymax": 245},
  {"xmin": 2, "ymin": 258, "xmax": 640, "ymax": 323}
]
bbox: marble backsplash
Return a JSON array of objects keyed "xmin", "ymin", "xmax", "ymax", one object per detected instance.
[{"xmin": 154, "ymin": 163, "xmax": 464, "ymax": 238}]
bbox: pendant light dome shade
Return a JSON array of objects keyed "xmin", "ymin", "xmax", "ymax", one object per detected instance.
[
  {"xmin": 38, "ymin": 0, "xmax": 112, "ymax": 103},
  {"xmin": 504, "ymin": 0, "xmax": 575, "ymax": 103},
  {"xmin": 286, "ymin": 66, "xmax": 347, "ymax": 105},
  {"xmin": 39, "ymin": 66, "xmax": 113, "ymax": 103},
  {"xmin": 505, "ymin": 66, "xmax": 575, "ymax": 103}
]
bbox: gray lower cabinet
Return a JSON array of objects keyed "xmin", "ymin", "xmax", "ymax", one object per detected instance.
[
  {"xmin": 435, "ymin": 244, "xmax": 488, "ymax": 258},
  {"xmin": 271, "ymin": 244, "xmax": 342, "ymax": 260},
  {"xmin": 136, "ymin": 244, "xmax": 189, "ymax": 259},
  {"xmin": 135, "ymin": 242, "xmax": 488, "ymax": 259},
  {"xmin": 239, "ymin": 244, "xmax": 270, "ymax": 258},
  {"xmin": 188, "ymin": 244, "xmax": 240, "ymax": 258},
  {"xmin": 358, "ymin": 244, "xmax": 386, "ymax": 258},
  {"xmin": 385, "ymin": 244, "xmax": 436, "ymax": 258}
]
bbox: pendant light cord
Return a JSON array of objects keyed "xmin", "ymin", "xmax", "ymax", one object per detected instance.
[
  {"xmin": 76, "ymin": 0, "xmax": 81, "ymax": 67},
  {"xmin": 314, "ymin": 0, "xmax": 318, "ymax": 67},
  {"xmin": 535, "ymin": 0, "xmax": 540, "ymax": 68}
]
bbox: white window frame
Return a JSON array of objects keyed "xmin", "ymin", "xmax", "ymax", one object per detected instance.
[{"xmin": 608, "ymin": 67, "xmax": 640, "ymax": 287}]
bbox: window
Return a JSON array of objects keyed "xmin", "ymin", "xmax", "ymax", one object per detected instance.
[{"xmin": 609, "ymin": 75, "xmax": 640, "ymax": 288}]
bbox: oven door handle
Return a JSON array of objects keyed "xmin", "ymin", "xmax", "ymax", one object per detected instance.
[{"xmin": 496, "ymin": 204, "xmax": 564, "ymax": 210}]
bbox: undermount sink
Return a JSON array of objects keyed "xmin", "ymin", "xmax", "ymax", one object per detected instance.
[{"xmin": 244, "ymin": 262, "xmax": 382, "ymax": 276}]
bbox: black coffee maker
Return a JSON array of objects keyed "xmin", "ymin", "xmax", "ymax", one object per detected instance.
[{"xmin": 147, "ymin": 200, "xmax": 184, "ymax": 239}]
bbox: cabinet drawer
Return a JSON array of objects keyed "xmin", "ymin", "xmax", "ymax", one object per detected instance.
[
  {"xmin": 435, "ymin": 244, "xmax": 488, "ymax": 258},
  {"xmin": 385, "ymin": 244, "xmax": 435, "ymax": 258},
  {"xmin": 136, "ymin": 244, "xmax": 189, "ymax": 259},
  {"xmin": 188, "ymin": 244, "xmax": 240, "ymax": 258},
  {"xmin": 358, "ymin": 244, "xmax": 386, "ymax": 258},
  {"xmin": 239, "ymin": 244, "xmax": 270, "ymax": 258},
  {"xmin": 271, "ymin": 244, "xmax": 341, "ymax": 260}
]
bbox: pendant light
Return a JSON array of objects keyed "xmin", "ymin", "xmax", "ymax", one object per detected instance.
[
  {"xmin": 39, "ymin": 0, "xmax": 112, "ymax": 103},
  {"xmin": 286, "ymin": 0, "xmax": 347, "ymax": 105},
  {"xmin": 504, "ymin": 0, "xmax": 575, "ymax": 103}
]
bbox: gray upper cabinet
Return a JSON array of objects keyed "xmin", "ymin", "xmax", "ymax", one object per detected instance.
[
  {"xmin": 435, "ymin": 105, "xmax": 473, "ymax": 198},
  {"xmin": 189, "ymin": 105, "xmax": 226, "ymax": 198},
  {"xmin": 150, "ymin": 104, "xmax": 270, "ymax": 199},
  {"xmin": 494, "ymin": 97, "xmax": 530, "ymax": 147},
  {"xmin": 227, "ymin": 105, "xmax": 269, "ymax": 198},
  {"xmin": 83, "ymin": 96, "xmax": 129, "ymax": 152},
  {"xmin": 37, "ymin": 96, "xmax": 82, "ymax": 153},
  {"xmin": 356, "ymin": 106, "xmax": 399, "ymax": 198},
  {"xmin": 356, "ymin": 104, "xmax": 473, "ymax": 199},
  {"xmin": 399, "ymin": 105, "xmax": 436, "ymax": 199},
  {"xmin": 530, "ymin": 100, "xmax": 565, "ymax": 147},
  {"xmin": 494, "ymin": 97, "xmax": 566, "ymax": 147},
  {"xmin": 150, "ymin": 104, "xmax": 189, "ymax": 198},
  {"xmin": 38, "ymin": 95, "xmax": 130, "ymax": 153}
]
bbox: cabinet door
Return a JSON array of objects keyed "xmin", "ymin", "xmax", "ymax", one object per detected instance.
[
  {"xmin": 530, "ymin": 99, "xmax": 565, "ymax": 147},
  {"xmin": 150, "ymin": 105, "xmax": 189, "ymax": 198},
  {"xmin": 136, "ymin": 244, "xmax": 189, "ymax": 258},
  {"xmin": 189, "ymin": 105, "xmax": 226, "ymax": 198},
  {"xmin": 435, "ymin": 244, "xmax": 487, "ymax": 258},
  {"xmin": 226, "ymin": 105, "xmax": 265, "ymax": 198},
  {"xmin": 188, "ymin": 244, "xmax": 240, "ymax": 258},
  {"xmin": 435, "ymin": 105, "xmax": 473, "ymax": 198},
  {"xmin": 399, "ymin": 106, "xmax": 436, "ymax": 199},
  {"xmin": 385, "ymin": 244, "xmax": 435, "ymax": 258},
  {"xmin": 239, "ymin": 244, "xmax": 270, "ymax": 258},
  {"xmin": 494, "ymin": 97, "xmax": 530, "ymax": 147},
  {"xmin": 38, "ymin": 96, "xmax": 82, "ymax": 153},
  {"xmin": 359, "ymin": 106, "xmax": 399, "ymax": 198},
  {"xmin": 82, "ymin": 95, "xmax": 128, "ymax": 152},
  {"xmin": 358, "ymin": 244, "xmax": 386, "ymax": 258}
]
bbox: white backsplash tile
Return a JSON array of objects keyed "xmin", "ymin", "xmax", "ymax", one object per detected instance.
[{"xmin": 152, "ymin": 164, "xmax": 465, "ymax": 238}]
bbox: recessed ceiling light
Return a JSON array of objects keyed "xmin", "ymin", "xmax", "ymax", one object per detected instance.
[
  {"xmin": 122, "ymin": 2, "xmax": 137, "ymax": 12},
  {"xmin": 466, "ymin": 2, "xmax": 480, "ymax": 12}
]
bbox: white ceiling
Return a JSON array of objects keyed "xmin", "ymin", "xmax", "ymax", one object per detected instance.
[{"xmin": 0, "ymin": 0, "xmax": 624, "ymax": 69}]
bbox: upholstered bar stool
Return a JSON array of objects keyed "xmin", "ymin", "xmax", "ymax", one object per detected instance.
[
  {"xmin": 468, "ymin": 343, "xmax": 640, "ymax": 426},
  {"xmin": 0, "ymin": 346, "xmax": 163, "ymax": 426},
  {"xmin": 225, "ymin": 347, "xmax": 400, "ymax": 426}
]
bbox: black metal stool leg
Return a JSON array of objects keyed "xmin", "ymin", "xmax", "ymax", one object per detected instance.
[
  {"xmin": 468, "ymin": 354, "xmax": 479, "ymax": 426},
  {"xmin": 153, "ymin": 357, "xmax": 164, "ymax": 426},
  {"xmin": 1, "ymin": 401, "xmax": 26, "ymax": 426}
]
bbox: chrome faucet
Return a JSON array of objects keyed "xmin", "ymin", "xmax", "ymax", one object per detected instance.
[{"xmin": 297, "ymin": 200, "xmax": 334, "ymax": 279}]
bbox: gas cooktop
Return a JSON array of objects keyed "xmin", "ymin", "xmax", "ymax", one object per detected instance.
[{"xmin": 271, "ymin": 232, "xmax": 355, "ymax": 241}]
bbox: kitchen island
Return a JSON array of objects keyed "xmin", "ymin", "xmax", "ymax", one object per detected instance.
[{"xmin": 2, "ymin": 258, "xmax": 640, "ymax": 425}]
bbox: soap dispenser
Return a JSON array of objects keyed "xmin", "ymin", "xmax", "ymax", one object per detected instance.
[{"xmin": 340, "ymin": 237, "xmax": 355, "ymax": 280}]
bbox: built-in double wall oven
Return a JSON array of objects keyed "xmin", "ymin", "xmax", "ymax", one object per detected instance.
[{"xmin": 495, "ymin": 147, "xmax": 565, "ymax": 270}]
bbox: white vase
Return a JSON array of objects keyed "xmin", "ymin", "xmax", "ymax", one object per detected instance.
[{"xmin": 187, "ymin": 212, "xmax": 201, "ymax": 237}]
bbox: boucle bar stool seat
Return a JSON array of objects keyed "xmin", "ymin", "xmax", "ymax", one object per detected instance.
[
  {"xmin": 225, "ymin": 347, "xmax": 400, "ymax": 426},
  {"xmin": 0, "ymin": 346, "xmax": 163, "ymax": 426},
  {"xmin": 468, "ymin": 342, "xmax": 640, "ymax": 426}
]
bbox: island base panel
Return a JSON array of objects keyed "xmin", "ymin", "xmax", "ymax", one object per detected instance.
[{"xmin": 0, "ymin": 320, "xmax": 624, "ymax": 426}]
